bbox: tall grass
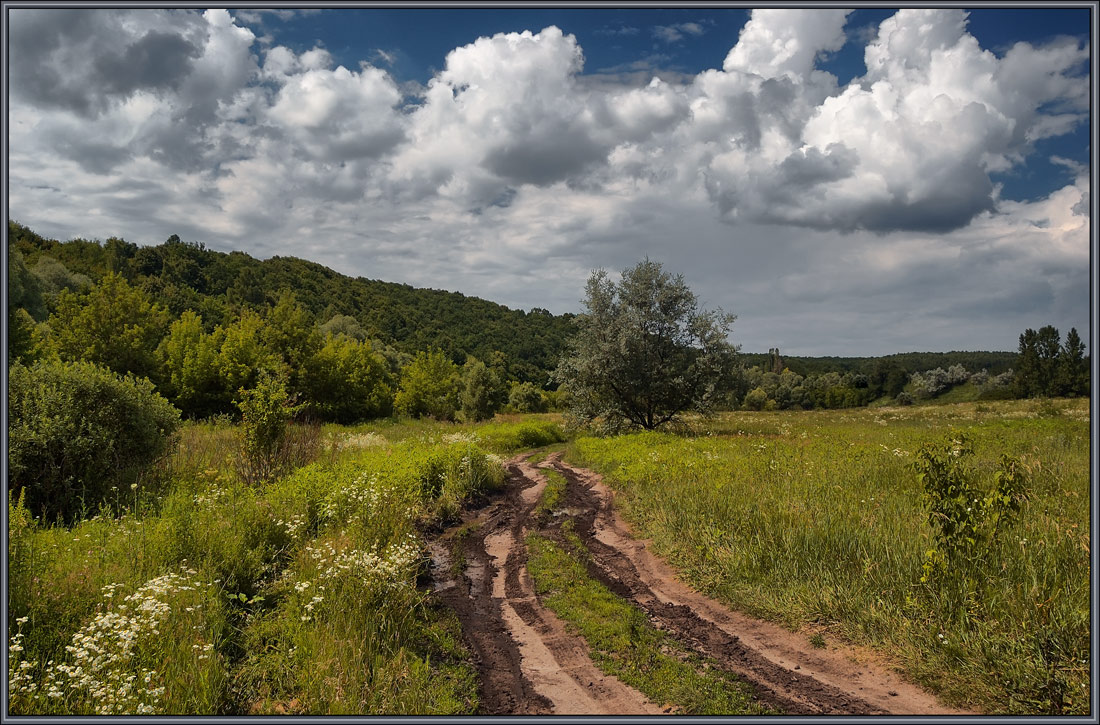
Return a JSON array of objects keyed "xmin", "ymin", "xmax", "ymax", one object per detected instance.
[
  {"xmin": 565, "ymin": 399, "xmax": 1089, "ymax": 714},
  {"xmin": 332, "ymin": 414, "xmax": 565, "ymax": 453},
  {"xmin": 8, "ymin": 417, "xmax": 558, "ymax": 715}
]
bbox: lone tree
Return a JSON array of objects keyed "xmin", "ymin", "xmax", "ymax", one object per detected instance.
[{"xmin": 554, "ymin": 259, "xmax": 737, "ymax": 431}]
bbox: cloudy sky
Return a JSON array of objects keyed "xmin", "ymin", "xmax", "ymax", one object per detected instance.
[{"xmin": 6, "ymin": 6, "xmax": 1092, "ymax": 355}]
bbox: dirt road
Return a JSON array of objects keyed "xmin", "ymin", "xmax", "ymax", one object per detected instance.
[{"xmin": 427, "ymin": 451, "xmax": 968, "ymax": 716}]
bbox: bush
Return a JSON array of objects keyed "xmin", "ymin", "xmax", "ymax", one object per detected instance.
[
  {"xmin": 394, "ymin": 349, "xmax": 460, "ymax": 421},
  {"xmin": 478, "ymin": 420, "xmax": 565, "ymax": 452},
  {"xmin": 459, "ymin": 358, "xmax": 505, "ymax": 422},
  {"xmin": 508, "ymin": 382, "xmax": 548, "ymax": 413},
  {"xmin": 543, "ymin": 388, "xmax": 571, "ymax": 412},
  {"xmin": 742, "ymin": 387, "xmax": 768, "ymax": 411},
  {"xmin": 978, "ymin": 369, "xmax": 1017, "ymax": 401},
  {"xmin": 417, "ymin": 444, "xmax": 506, "ymax": 523},
  {"xmin": 911, "ymin": 434, "xmax": 1028, "ymax": 591},
  {"xmin": 8, "ymin": 360, "xmax": 181, "ymax": 522},
  {"xmin": 47, "ymin": 273, "xmax": 169, "ymax": 384},
  {"xmin": 235, "ymin": 375, "xmax": 303, "ymax": 485},
  {"xmin": 8, "ymin": 308, "xmax": 39, "ymax": 366},
  {"xmin": 303, "ymin": 334, "xmax": 394, "ymax": 423}
]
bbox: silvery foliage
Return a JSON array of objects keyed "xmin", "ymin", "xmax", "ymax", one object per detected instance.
[{"xmin": 554, "ymin": 260, "xmax": 738, "ymax": 432}]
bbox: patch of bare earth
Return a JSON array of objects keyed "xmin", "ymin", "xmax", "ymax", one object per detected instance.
[{"xmin": 426, "ymin": 450, "xmax": 970, "ymax": 715}]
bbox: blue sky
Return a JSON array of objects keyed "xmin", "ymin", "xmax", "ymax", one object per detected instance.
[
  {"xmin": 7, "ymin": 7, "xmax": 1092, "ymax": 355},
  {"xmin": 252, "ymin": 6, "xmax": 1091, "ymax": 203}
]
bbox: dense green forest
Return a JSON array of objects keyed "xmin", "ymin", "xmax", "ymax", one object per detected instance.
[{"xmin": 8, "ymin": 221, "xmax": 574, "ymax": 385}]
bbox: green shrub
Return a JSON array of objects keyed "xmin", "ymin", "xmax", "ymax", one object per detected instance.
[
  {"xmin": 417, "ymin": 444, "xmax": 505, "ymax": 523},
  {"xmin": 8, "ymin": 360, "xmax": 181, "ymax": 522},
  {"xmin": 46, "ymin": 272, "xmax": 169, "ymax": 384},
  {"xmin": 508, "ymin": 382, "xmax": 548, "ymax": 413},
  {"xmin": 477, "ymin": 420, "xmax": 565, "ymax": 452},
  {"xmin": 157, "ymin": 310, "xmax": 228, "ymax": 418},
  {"xmin": 394, "ymin": 350, "xmax": 460, "ymax": 421},
  {"xmin": 235, "ymin": 375, "xmax": 304, "ymax": 485},
  {"xmin": 514, "ymin": 421, "xmax": 565, "ymax": 448},
  {"xmin": 303, "ymin": 334, "xmax": 394, "ymax": 423},
  {"xmin": 8, "ymin": 308, "xmax": 39, "ymax": 366},
  {"xmin": 912, "ymin": 434, "xmax": 1028, "ymax": 587},
  {"xmin": 543, "ymin": 388, "xmax": 571, "ymax": 412},
  {"xmin": 741, "ymin": 387, "xmax": 768, "ymax": 411},
  {"xmin": 458, "ymin": 358, "xmax": 505, "ymax": 422}
]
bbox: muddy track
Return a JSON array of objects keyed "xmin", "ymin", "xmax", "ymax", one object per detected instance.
[
  {"xmin": 427, "ymin": 455, "xmax": 664, "ymax": 715},
  {"xmin": 427, "ymin": 451, "xmax": 968, "ymax": 716}
]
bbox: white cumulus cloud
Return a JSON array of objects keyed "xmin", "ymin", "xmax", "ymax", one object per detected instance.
[{"xmin": 6, "ymin": 8, "xmax": 1090, "ymax": 354}]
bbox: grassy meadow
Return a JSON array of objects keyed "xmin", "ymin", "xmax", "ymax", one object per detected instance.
[
  {"xmin": 7, "ymin": 417, "xmax": 564, "ymax": 715},
  {"xmin": 6, "ymin": 398, "xmax": 1090, "ymax": 715},
  {"xmin": 564, "ymin": 398, "xmax": 1090, "ymax": 714}
]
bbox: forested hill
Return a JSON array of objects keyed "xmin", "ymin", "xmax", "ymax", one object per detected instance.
[
  {"xmin": 8, "ymin": 221, "xmax": 574, "ymax": 384},
  {"xmin": 739, "ymin": 350, "xmax": 1017, "ymax": 377}
]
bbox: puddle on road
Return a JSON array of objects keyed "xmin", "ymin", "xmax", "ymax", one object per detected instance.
[
  {"xmin": 466, "ymin": 555, "xmax": 489, "ymax": 595},
  {"xmin": 427, "ymin": 541, "xmax": 457, "ymax": 593}
]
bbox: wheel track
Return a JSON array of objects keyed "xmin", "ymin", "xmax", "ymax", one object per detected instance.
[
  {"xmin": 542, "ymin": 452, "xmax": 972, "ymax": 716},
  {"xmin": 428, "ymin": 455, "xmax": 664, "ymax": 715},
  {"xmin": 426, "ymin": 450, "xmax": 968, "ymax": 716}
]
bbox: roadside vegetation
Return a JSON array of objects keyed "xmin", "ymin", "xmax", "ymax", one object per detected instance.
[
  {"xmin": 7, "ymin": 416, "xmax": 563, "ymax": 715},
  {"xmin": 564, "ymin": 399, "xmax": 1090, "ymax": 714}
]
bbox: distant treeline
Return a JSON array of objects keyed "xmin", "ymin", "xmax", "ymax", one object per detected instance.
[
  {"xmin": 734, "ymin": 332, "xmax": 1087, "ymax": 411},
  {"xmin": 738, "ymin": 350, "xmax": 1018, "ymax": 378}
]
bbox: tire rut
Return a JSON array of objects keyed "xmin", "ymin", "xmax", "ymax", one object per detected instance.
[
  {"xmin": 427, "ymin": 454, "xmax": 664, "ymax": 715},
  {"xmin": 428, "ymin": 492, "xmax": 552, "ymax": 715},
  {"xmin": 427, "ymin": 449, "xmax": 966, "ymax": 715},
  {"xmin": 542, "ymin": 452, "xmax": 972, "ymax": 716}
]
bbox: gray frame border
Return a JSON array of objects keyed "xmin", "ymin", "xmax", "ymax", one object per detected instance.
[{"xmin": 0, "ymin": 1, "xmax": 1095, "ymax": 722}]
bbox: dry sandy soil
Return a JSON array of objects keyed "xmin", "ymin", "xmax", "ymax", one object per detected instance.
[{"xmin": 427, "ymin": 451, "xmax": 970, "ymax": 716}]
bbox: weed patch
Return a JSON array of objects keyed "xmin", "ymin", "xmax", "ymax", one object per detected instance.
[
  {"xmin": 533, "ymin": 468, "xmax": 567, "ymax": 520},
  {"xmin": 8, "ymin": 418, "xmax": 518, "ymax": 715}
]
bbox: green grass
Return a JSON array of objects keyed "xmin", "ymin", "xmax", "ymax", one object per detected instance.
[
  {"xmin": 564, "ymin": 399, "xmax": 1090, "ymax": 714},
  {"xmin": 525, "ymin": 531, "xmax": 770, "ymax": 715},
  {"xmin": 533, "ymin": 468, "xmax": 567, "ymax": 520},
  {"xmin": 7, "ymin": 414, "xmax": 559, "ymax": 715},
  {"xmin": 928, "ymin": 381, "xmax": 982, "ymax": 404},
  {"xmin": 334, "ymin": 415, "xmax": 565, "ymax": 454}
]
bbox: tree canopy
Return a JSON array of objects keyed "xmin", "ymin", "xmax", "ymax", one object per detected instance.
[
  {"xmin": 555, "ymin": 259, "xmax": 738, "ymax": 430},
  {"xmin": 8, "ymin": 221, "xmax": 576, "ymax": 386}
]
